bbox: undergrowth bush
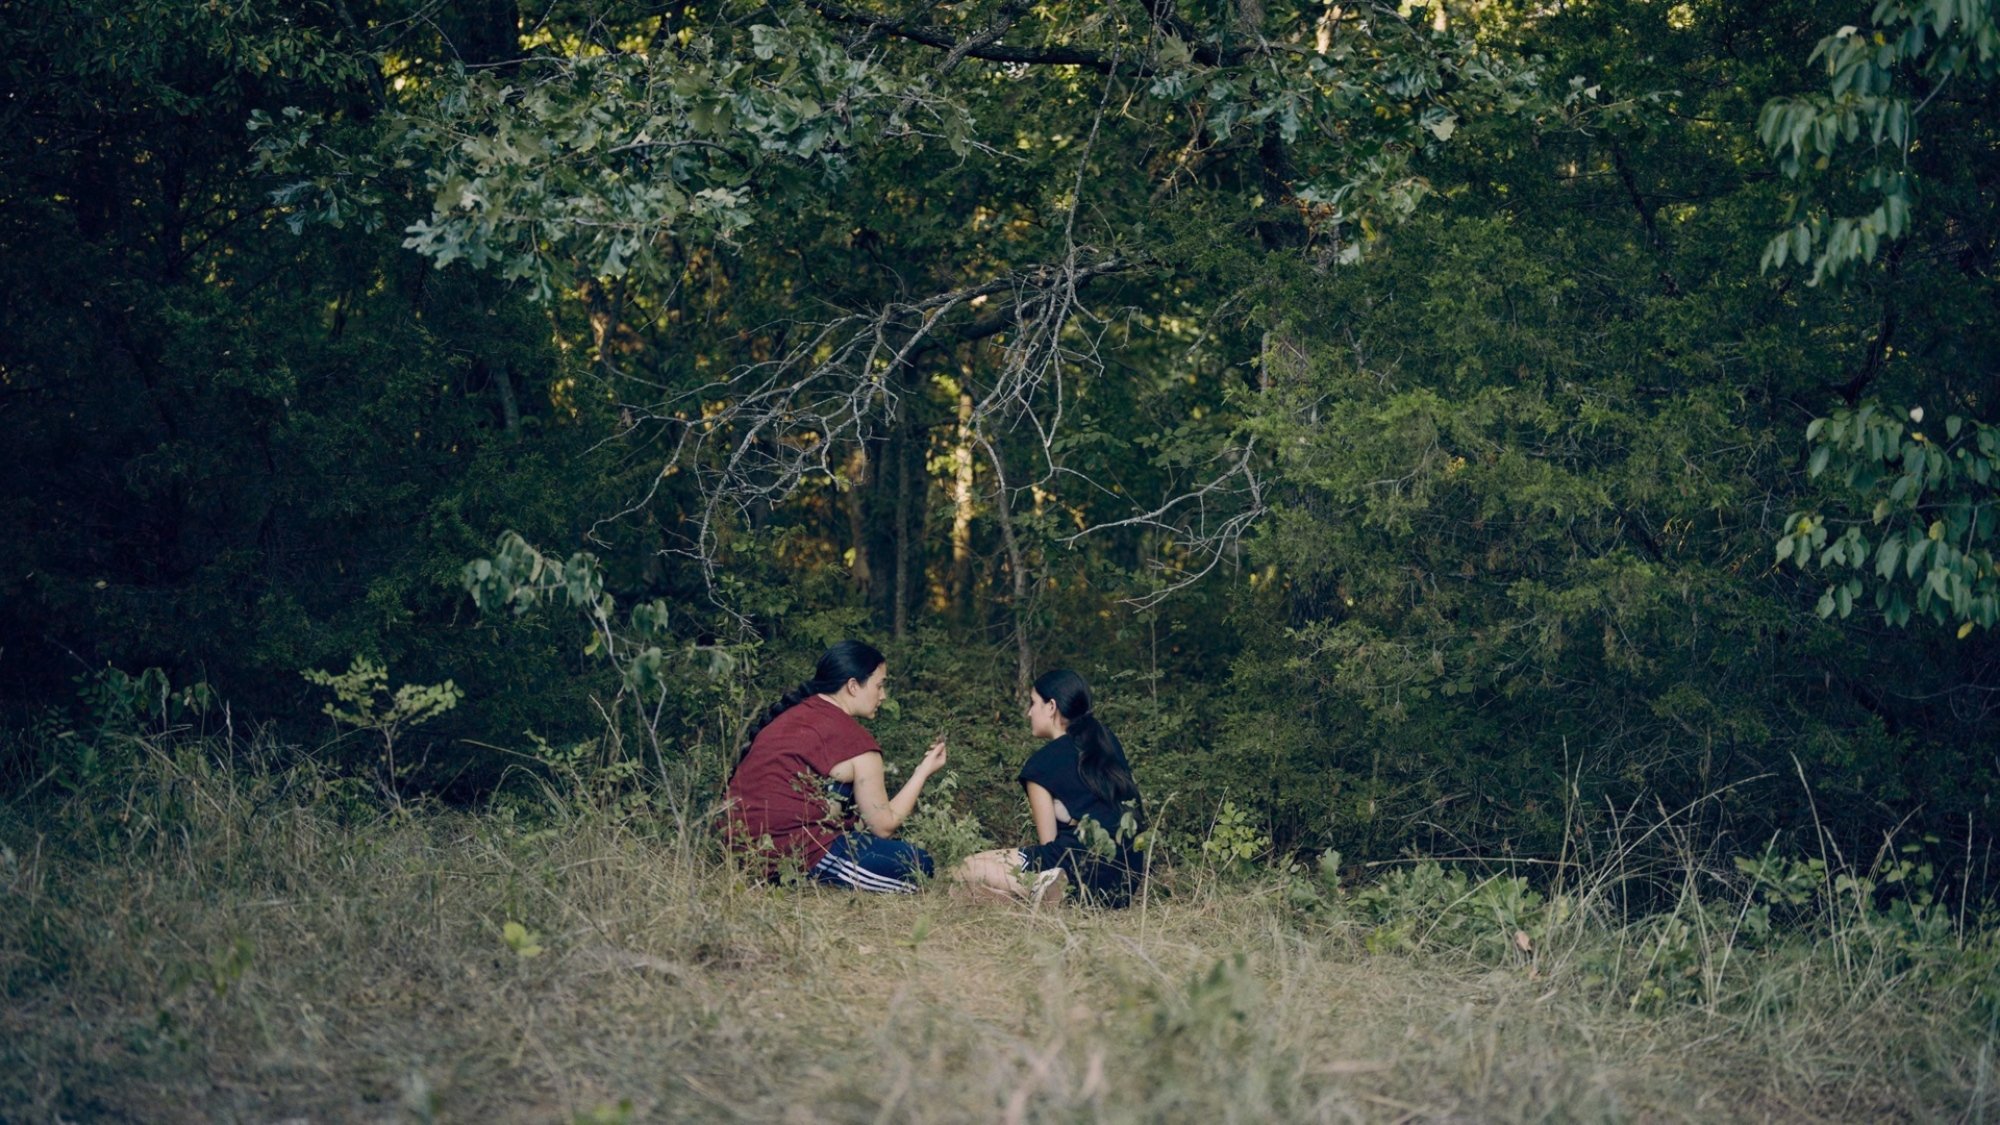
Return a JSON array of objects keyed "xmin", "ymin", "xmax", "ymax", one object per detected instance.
[
  {"xmin": 1279, "ymin": 842, "xmax": 2000, "ymax": 1027},
  {"xmin": 897, "ymin": 770, "xmax": 997, "ymax": 873}
]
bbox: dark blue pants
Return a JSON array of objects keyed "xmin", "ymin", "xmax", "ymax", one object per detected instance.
[{"xmin": 810, "ymin": 833, "xmax": 934, "ymax": 893}]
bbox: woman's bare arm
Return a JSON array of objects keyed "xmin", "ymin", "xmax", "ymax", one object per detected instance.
[
  {"xmin": 1025, "ymin": 781, "xmax": 1059, "ymax": 845},
  {"xmin": 844, "ymin": 738, "xmax": 948, "ymax": 838}
]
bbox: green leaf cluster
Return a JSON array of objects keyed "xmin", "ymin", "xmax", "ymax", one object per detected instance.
[
  {"xmin": 1776, "ymin": 404, "xmax": 2000, "ymax": 630},
  {"xmin": 1759, "ymin": 0, "xmax": 2000, "ymax": 282}
]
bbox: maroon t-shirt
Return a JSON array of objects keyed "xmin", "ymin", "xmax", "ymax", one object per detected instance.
[{"xmin": 725, "ymin": 696, "xmax": 880, "ymax": 868}]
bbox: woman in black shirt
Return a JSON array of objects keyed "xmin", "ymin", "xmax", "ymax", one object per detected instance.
[{"xmin": 952, "ymin": 669, "xmax": 1146, "ymax": 906}]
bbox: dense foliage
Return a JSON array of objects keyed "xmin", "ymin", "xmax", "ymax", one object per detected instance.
[{"xmin": 3, "ymin": 0, "xmax": 1996, "ymax": 891}]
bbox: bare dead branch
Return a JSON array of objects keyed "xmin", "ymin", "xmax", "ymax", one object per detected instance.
[
  {"xmin": 592, "ymin": 255, "xmax": 1136, "ymax": 622},
  {"xmin": 1060, "ymin": 437, "xmax": 1269, "ymax": 608}
]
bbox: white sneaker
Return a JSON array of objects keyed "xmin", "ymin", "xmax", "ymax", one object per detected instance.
[{"xmin": 1028, "ymin": 867, "xmax": 1064, "ymax": 909}]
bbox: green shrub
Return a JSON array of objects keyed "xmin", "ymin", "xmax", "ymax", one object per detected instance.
[
  {"xmin": 897, "ymin": 770, "xmax": 996, "ymax": 872},
  {"xmin": 1344, "ymin": 861, "xmax": 1548, "ymax": 962},
  {"xmin": 1196, "ymin": 800, "xmax": 1273, "ymax": 878}
]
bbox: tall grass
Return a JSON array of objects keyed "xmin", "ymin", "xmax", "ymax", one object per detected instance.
[{"xmin": 2, "ymin": 731, "xmax": 1995, "ymax": 1122}]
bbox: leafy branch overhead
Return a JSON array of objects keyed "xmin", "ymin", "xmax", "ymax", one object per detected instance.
[
  {"xmin": 261, "ymin": 2, "xmax": 1540, "ymax": 290},
  {"xmin": 1759, "ymin": 0, "xmax": 2000, "ymax": 284},
  {"xmin": 260, "ymin": 21, "xmax": 939, "ymax": 296}
]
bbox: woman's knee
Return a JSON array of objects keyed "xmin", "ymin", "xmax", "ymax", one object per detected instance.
[
  {"xmin": 951, "ymin": 849, "xmax": 1027, "ymax": 895},
  {"xmin": 964, "ymin": 849, "xmax": 1021, "ymax": 875}
]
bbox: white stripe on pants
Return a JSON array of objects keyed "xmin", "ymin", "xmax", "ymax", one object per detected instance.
[{"xmin": 813, "ymin": 852, "xmax": 918, "ymax": 893}]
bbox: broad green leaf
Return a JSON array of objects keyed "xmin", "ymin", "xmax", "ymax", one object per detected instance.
[{"xmin": 1876, "ymin": 535, "xmax": 1904, "ymax": 579}]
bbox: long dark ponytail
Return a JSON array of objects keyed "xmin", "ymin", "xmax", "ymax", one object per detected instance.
[
  {"xmin": 1033, "ymin": 669, "xmax": 1141, "ymax": 819},
  {"xmin": 736, "ymin": 640, "xmax": 886, "ymax": 769}
]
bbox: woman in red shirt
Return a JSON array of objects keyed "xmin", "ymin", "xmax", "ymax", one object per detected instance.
[{"xmin": 725, "ymin": 640, "xmax": 948, "ymax": 892}]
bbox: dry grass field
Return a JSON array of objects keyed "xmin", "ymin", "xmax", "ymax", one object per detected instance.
[{"xmin": 3, "ymin": 747, "xmax": 1995, "ymax": 1123}]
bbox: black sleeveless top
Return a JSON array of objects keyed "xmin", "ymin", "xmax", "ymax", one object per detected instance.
[{"xmin": 1017, "ymin": 734, "xmax": 1131, "ymax": 838}]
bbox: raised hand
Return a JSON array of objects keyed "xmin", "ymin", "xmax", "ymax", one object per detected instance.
[{"xmin": 920, "ymin": 735, "xmax": 949, "ymax": 776}]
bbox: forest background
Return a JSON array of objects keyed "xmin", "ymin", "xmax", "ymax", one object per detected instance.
[
  {"xmin": 10, "ymin": 1, "xmax": 2000, "ymax": 1117},
  {"xmin": 4, "ymin": 0, "xmax": 1999, "ymax": 891}
]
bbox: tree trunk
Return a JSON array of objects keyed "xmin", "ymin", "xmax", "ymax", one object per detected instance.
[
  {"xmin": 893, "ymin": 421, "xmax": 913, "ymax": 639},
  {"xmin": 840, "ymin": 445, "xmax": 873, "ymax": 594},
  {"xmin": 950, "ymin": 392, "xmax": 976, "ymax": 620},
  {"xmin": 494, "ymin": 361, "xmax": 521, "ymax": 441},
  {"xmin": 977, "ymin": 433, "xmax": 1034, "ymax": 700},
  {"xmin": 584, "ymin": 278, "xmax": 628, "ymax": 379},
  {"xmin": 917, "ymin": 421, "xmax": 938, "ymax": 617}
]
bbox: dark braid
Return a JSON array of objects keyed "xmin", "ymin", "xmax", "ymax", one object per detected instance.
[{"xmin": 736, "ymin": 640, "xmax": 886, "ymax": 769}]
